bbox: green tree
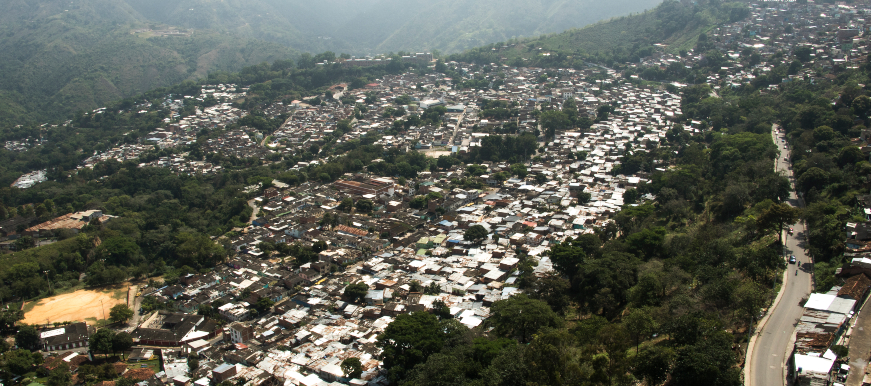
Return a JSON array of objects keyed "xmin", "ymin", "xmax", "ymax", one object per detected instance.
[
  {"xmin": 548, "ymin": 241, "xmax": 586, "ymax": 278},
  {"xmin": 623, "ymin": 308, "xmax": 657, "ymax": 353},
  {"xmin": 672, "ymin": 331, "xmax": 741, "ymax": 386},
  {"xmin": 253, "ymin": 297, "xmax": 275, "ymax": 314},
  {"xmin": 14, "ymin": 325, "xmax": 39, "ymax": 350},
  {"xmin": 188, "ymin": 356, "xmax": 200, "ymax": 372},
  {"xmin": 487, "ymin": 294, "xmax": 563, "ymax": 343},
  {"xmin": 432, "ymin": 300, "xmax": 452, "ymax": 320},
  {"xmin": 344, "ymin": 282, "xmax": 369, "ymax": 303},
  {"xmin": 813, "ymin": 125, "xmax": 835, "ymax": 142},
  {"xmin": 529, "ymin": 274, "xmax": 571, "ymax": 314},
  {"xmin": 112, "ymin": 332, "xmax": 133, "ymax": 359},
  {"xmin": 510, "ymin": 163, "xmax": 528, "ymax": 178},
  {"xmin": 625, "ymin": 227, "xmax": 666, "ymax": 260},
  {"xmin": 3, "ymin": 349, "xmax": 43, "ymax": 375},
  {"xmin": 463, "ymin": 225, "xmax": 489, "ymax": 243},
  {"xmin": 47, "ymin": 362, "xmax": 72, "ymax": 386},
  {"xmin": 355, "ymin": 199, "xmax": 374, "ymax": 213},
  {"xmin": 437, "ymin": 155, "xmax": 459, "ymax": 170},
  {"xmin": 100, "ymin": 236, "xmax": 140, "ymax": 265},
  {"xmin": 338, "ymin": 198, "xmax": 354, "ymax": 212},
  {"xmin": 175, "ymin": 232, "xmax": 226, "ymax": 268},
  {"xmin": 402, "ymin": 352, "xmax": 468, "ymax": 385},
  {"xmin": 733, "ymin": 281, "xmax": 768, "ymax": 323},
  {"xmin": 0, "ymin": 309, "xmax": 22, "ymax": 332},
  {"xmin": 377, "ymin": 311, "xmax": 453, "ymax": 383},
  {"xmin": 109, "ymin": 304, "xmax": 134, "ymax": 324},
  {"xmin": 634, "ymin": 346, "xmax": 676, "ymax": 386},
  {"xmin": 88, "ymin": 328, "xmax": 114, "ymax": 357},
  {"xmin": 410, "ymin": 196, "xmax": 427, "ymax": 209},
  {"xmin": 14, "ymin": 236, "xmax": 35, "ymax": 251},
  {"xmin": 466, "ymin": 164, "xmax": 488, "ymax": 176},
  {"xmin": 624, "ymin": 188, "xmax": 639, "ymax": 205},
  {"xmin": 853, "ymin": 95, "xmax": 871, "ymax": 119},
  {"xmin": 540, "ymin": 110, "xmax": 570, "ymax": 140},
  {"xmin": 524, "ymin": 328, "xmax": 588, "ymax": 385},
  {"xmin": 341, "ymin": 357, "xmax": 363, "ymax": 379}
]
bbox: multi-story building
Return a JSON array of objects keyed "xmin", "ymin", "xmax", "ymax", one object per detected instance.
[{"xmin": 227, "ymin": 322, "xmax": 254, "ymax": 344}]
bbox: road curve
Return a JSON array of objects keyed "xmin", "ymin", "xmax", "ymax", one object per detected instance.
[{"xmin": 746, "ymin": 125, "xmax": 813, "ymax": 386}]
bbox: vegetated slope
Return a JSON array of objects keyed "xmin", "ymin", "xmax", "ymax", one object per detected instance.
[
  {"xmin": 0, "ymin": 0, "xmax": 297, "ymax": 125},
  {"xmin": 120, "ymin": 0, "xmax": 373, "ymax": 54},
  {"xmin": 0, "ymin": 0, "xmax": 682, "ymax": 125},
  {"xmin": 122, "ymin": 0, "xmax": 664, "ymax": 55},
  {"xmin": 450, "ymin": 0, "xmax": 748, "ymax": 67},
  {"xmin": 354, "ymin": 0, "xmax": 665, "ymax": 54}
]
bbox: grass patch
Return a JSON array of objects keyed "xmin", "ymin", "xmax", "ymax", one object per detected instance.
[
  {"xmin": 52, "ymin": 281, "xmax": 87, "ymax": 296},
  {"xmin": 22, "ymin": 301, "xmax": 38, "ymax": 314},
  {"xmin": 85, "ymin": 317, "xmax": 112, "ymax": 327},
  {"xmin": 110, "ymin": 287, "xmax": 128, "ymax": 300},
  {"xmin": 127, "ymin": 359, "xmax": 160, "ymax": 373}
]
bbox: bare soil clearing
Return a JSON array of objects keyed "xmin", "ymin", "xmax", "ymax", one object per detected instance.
[{"xmin": 23, "ymin": 284, "xmax": 128, "ymax": 325}]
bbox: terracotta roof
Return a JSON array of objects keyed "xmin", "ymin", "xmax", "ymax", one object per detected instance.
[
  {"xmin": 113, "ymin": 362, "xmax": 128, "ymax": 375},
  {"xmin": 123, "ymin": 368, "xmax": 155, "ymax": 381},
  {"xmin": 838, "ymin": 274, "xmax": 871, "ymax": 300},
  {"xmin": 335, "ymin": 225, "xmax": 368, "ymax": 237}
]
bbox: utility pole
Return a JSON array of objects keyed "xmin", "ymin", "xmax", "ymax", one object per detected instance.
[{"xmin": 43, "ymin": 271, "xmax": 52, "ymax": 294}]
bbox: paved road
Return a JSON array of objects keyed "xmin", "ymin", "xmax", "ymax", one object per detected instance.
[
  {"xmin": 747, "ymin": 125, "xmax": 814, "ymax": 386},
  {"xmin": 128, "ymin": 284, "xmax": 146, "ymax": 329}
]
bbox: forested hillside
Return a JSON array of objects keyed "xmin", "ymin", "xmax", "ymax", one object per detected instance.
[
  {"xmin": 335, "ymin": 0, "xmax": 663, "ymax": 54},
  {"xmin": 450, "ymin": 0, "xmax": 748, "ymax": 68},
  {"xmin": 0, "ymin": 0, "xmax": 664, "ymax": 126},
  {"xmin": 120, "ymin": 0, "xmax": 370, "ymax": 54},
  {"xmin": 120, "ymin": 0, "xmax": 663, "ymax": 55},
  {"xmin": 0, "ymin": 0, "xmax": 297, "ymax": 126}
]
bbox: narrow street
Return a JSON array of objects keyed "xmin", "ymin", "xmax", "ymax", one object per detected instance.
[
  {"xmin": 248, "ymin": 198, "xmax": 259, "ymax": 224},
  {"xmin": 745, "ymin": 124, "xmax": 813, "ymax": 386},
  {"xmin": 127, "ymin": 284, "xmax": 145, "ymax": 329}
]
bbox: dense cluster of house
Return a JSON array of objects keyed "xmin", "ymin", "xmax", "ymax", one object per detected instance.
[
  {"xmin": 15, "ymin": 2, "xmax": 871, "ymax": 386},
  {"xmin": 633, "ymin": 1, "xmax": 869, "ymax": 94},
  {"xmin": 74, "ymin": 85, "xmax": 249, "ymax": 175}
]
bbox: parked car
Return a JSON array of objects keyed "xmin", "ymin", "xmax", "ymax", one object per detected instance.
[{"xmin": 789, "ymin": 255, "xmax": 796, "ymax": 264}]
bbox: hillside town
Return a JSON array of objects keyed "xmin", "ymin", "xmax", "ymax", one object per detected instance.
[{"xmin": 12, "ymin": 2, "xmax": 871, "ymax": 386}]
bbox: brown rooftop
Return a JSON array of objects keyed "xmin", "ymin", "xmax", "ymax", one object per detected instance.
[{"xmin": 838, "ymin": 274, "xmax": 871, "ymax": 300}]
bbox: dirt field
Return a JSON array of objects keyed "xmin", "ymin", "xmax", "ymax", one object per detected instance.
[
  {"xmin": 22, "ymin": 285, "xmax": 128, "ymax": 325},
  {"xmin": 421, "ymin": 149, "xmax": 452, "ymax": 158}
]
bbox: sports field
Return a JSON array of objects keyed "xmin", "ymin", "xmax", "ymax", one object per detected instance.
[{"xmin": 22, "ymin": 285, "xmax": 128, "ymax": 325}]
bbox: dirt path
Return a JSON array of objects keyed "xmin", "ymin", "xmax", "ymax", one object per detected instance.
[{"xmin": 248, "ymin": 198, "xmax": 259, "ymax": 224}]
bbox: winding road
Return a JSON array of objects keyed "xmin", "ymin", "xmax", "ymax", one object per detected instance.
[{"xmin": 745, "ymin": 125, "xmax": 813, "ymax": 386}]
